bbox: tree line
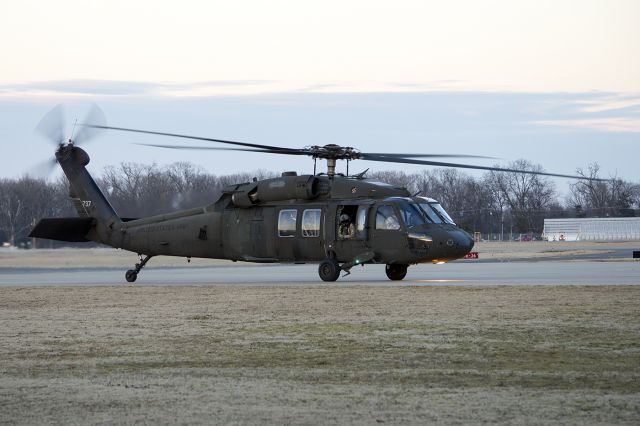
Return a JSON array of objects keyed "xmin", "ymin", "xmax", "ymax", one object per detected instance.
[{"xmin": 1, "ymin": 160, "xmax": 638, "ymax": 247}]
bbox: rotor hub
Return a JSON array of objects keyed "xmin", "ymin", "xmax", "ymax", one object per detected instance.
[{"xmin": 307, "ymin": 144, "xmax": 360, "ymax": 161}]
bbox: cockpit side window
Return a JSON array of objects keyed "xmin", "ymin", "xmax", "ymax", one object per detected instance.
[
  {"xmin": 375, "ymin": 205, "xmax": 400, "ymax": 230},
  {"xmin": 398, "ymin": 203, "xmax": 426, "ymax": 227}
]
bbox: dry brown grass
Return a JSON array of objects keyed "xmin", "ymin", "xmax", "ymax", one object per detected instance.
[{"xmin": 1, "ymin": 285, "xmax": 639, "ymax": 424}]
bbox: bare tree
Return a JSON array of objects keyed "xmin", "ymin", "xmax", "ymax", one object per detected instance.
[
  {"xmin": 98, "ymin": 163, "xmax": 278, "ymax": 217},
  {"xmin": 484, "ymin": 160, "xmax": 556, "ymax": 234},
  {"xmin": 569, "ymin": 163, "xmax": 639, "ymax": 217},
  {"xmin": 367, "ymin": 170, "xmax": 419, "ymax": 191},
  {"xmin": 0, "ymin": 177, "xmax": 64, "ymax": 246}
]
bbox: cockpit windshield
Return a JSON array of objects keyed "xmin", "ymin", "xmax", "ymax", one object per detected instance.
[
  {"xmin": 418, "ymin": 203, "xmax": 444, "ymax": 223},
  {"xmin": 387, "ymin": 198, "xmax": 456, "ymax": 226},
  {"xmin": 430, "ymin": 203, "xmax": 455, "ymax": 224},
  {"xmin": 415, "ymin": 198, "xmax": 456, "ymax": 225}
]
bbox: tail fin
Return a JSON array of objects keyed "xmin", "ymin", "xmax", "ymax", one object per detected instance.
[{"xmin": 56, "ymin": 145, "xmax": 122, "ymax": 245}]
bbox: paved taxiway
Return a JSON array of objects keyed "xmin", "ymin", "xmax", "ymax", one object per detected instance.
[{"xmin": 0, "ymin": 260, "xmax": 638, "ymax": 286}]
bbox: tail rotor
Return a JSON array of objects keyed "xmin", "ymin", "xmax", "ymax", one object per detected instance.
[{"xmin": 30, "ymin": 104, "xmax": 106, "ymax": 179}]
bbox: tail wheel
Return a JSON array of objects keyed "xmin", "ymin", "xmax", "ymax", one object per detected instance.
[
  {"xmin": 385, "ymin": 264, "xmax": 408, "ymax": 281},
  {"xmin": 318, "ymin": 258, "xmax": 341, "ymax": 282}
]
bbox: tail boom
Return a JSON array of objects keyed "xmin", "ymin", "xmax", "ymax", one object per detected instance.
[{"xmin": 55, "ymin": 145, "xmax": 123, "ymax": 247}]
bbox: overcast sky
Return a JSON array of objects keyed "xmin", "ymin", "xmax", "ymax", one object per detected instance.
[{"xmin": 1, "ymin": 0, "xmax": 638, "ymax": 194}]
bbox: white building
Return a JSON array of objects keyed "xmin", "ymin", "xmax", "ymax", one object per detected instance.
[{"xmin": 543, "ymin": 218, "xmax": 640, "ymax": 242}]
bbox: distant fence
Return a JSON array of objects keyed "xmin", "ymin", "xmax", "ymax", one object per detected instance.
[{"xmin": 543, "ymin": 218, "xmax": 640, "ymax": 242}]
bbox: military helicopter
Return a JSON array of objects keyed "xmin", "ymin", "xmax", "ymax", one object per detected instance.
[{"xmin": 29, "ymin": 106, "xmax": 594, "ymax": 282}]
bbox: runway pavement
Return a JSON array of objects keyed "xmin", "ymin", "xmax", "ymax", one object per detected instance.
[{"xmin": 0, "ymin": 260, "xmax": 638, "ymax": 286}]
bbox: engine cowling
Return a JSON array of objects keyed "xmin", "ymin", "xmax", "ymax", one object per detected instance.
[{"xmin": 231, "ymin": 175, "xmax": 322, "ymax": 207}]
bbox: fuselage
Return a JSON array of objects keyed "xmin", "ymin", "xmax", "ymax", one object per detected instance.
[
  {"xmin": 33, "ymin": 145, "xmax": 475, "ymax": 282},
  {"xmin": 111, "ymin": 188, "xmax": 474, "ymax": 266}
]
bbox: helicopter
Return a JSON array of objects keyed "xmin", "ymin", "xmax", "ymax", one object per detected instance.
[{"xmin": 29, "ymin": 105, "xmax": 598, "ymax": 282}]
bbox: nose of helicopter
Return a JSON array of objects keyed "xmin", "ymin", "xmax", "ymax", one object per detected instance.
[
  {"xmin": 443, "ymin": 229, "xmax": 475, "ymax": 258},
  {"xmin": 457, "ymin": 230, "xmax": 475, "ymax": 255},
  {"xmin": 411, "ymin": 226, "xmax": 475, "ymax": 261}
]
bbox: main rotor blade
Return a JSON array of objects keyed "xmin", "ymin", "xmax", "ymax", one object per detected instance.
[
  {"xmin": 136, "ymin": 143, "xmax": 310, "ymax": 155},
  {"xmin": 75, "ymin": 104, "xmax": 107, "ymax": 145},
  {"xmin": 35, "ymin": 104, "xmax": 65, "ymax": 146},
  {"xmin": 360, "ymin": 153, "xmax": 496, "ymax": 160},
  {"xmin": 85, "ymin": 124, "xmax": 306, "ymax": 154},
  {"xmin": 361, "ymin": 154, "xmax": 606, "ymax": 181}
]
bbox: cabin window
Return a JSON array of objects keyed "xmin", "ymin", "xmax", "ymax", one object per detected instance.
[
  {"xmin": 302, "ymin": 209, "xmax": 321, "ymax": 237},
  {"xmin": 375, "ymin": 205, "xmax": 400, "ymax": 230},
  {"xmin": 356, "ymin": 206, "xmax": 368, "ymax": 238},
  {"xmin": 278, "ymin": 209, "xmax": 297, "ymax": 237}
]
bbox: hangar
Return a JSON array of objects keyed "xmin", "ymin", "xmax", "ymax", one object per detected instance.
[{"xmin": 543, "ymin": 217, "xmax": 640, "ymax": 242}]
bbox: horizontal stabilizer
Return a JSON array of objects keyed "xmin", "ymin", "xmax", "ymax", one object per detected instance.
[{"xmin": 29, "ymin": 217, "xmax": 95, "ymax": 242}]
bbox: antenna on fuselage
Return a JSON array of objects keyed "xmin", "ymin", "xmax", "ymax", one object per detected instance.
[{"xmin": 69, "ymin": 118, "xmax": 79, "ymax": 145}]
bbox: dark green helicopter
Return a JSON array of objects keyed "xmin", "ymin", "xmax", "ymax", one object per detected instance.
[{"xmin": 29, "ymin": 106, "xmax": 591, "ymax": 282}]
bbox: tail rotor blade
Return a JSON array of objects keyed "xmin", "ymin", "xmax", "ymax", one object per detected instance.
[
  {"xmin": 35, "ymin": 104, "xmax": 65, "ymax": 146},
  {"xmin": 27, "ymin": 158, "xmax": 58, "ymax": 180}
]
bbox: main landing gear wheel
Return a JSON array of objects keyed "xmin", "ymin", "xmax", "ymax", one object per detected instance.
[
  {"xmin": 125, "ymin": 270, "xmax": 138, "ymax": 282},
  {"xmin": 385, "ymin": 264, "xmax": 408, "ymax": 281},
  {"xmin": 318, "ymin": 258, "xmax": 341, "ymax": 282}
]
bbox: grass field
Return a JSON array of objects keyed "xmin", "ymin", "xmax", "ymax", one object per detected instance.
[{"xmin": 1, "ymin": 285, "xmax": 639, "ymax": 424}]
